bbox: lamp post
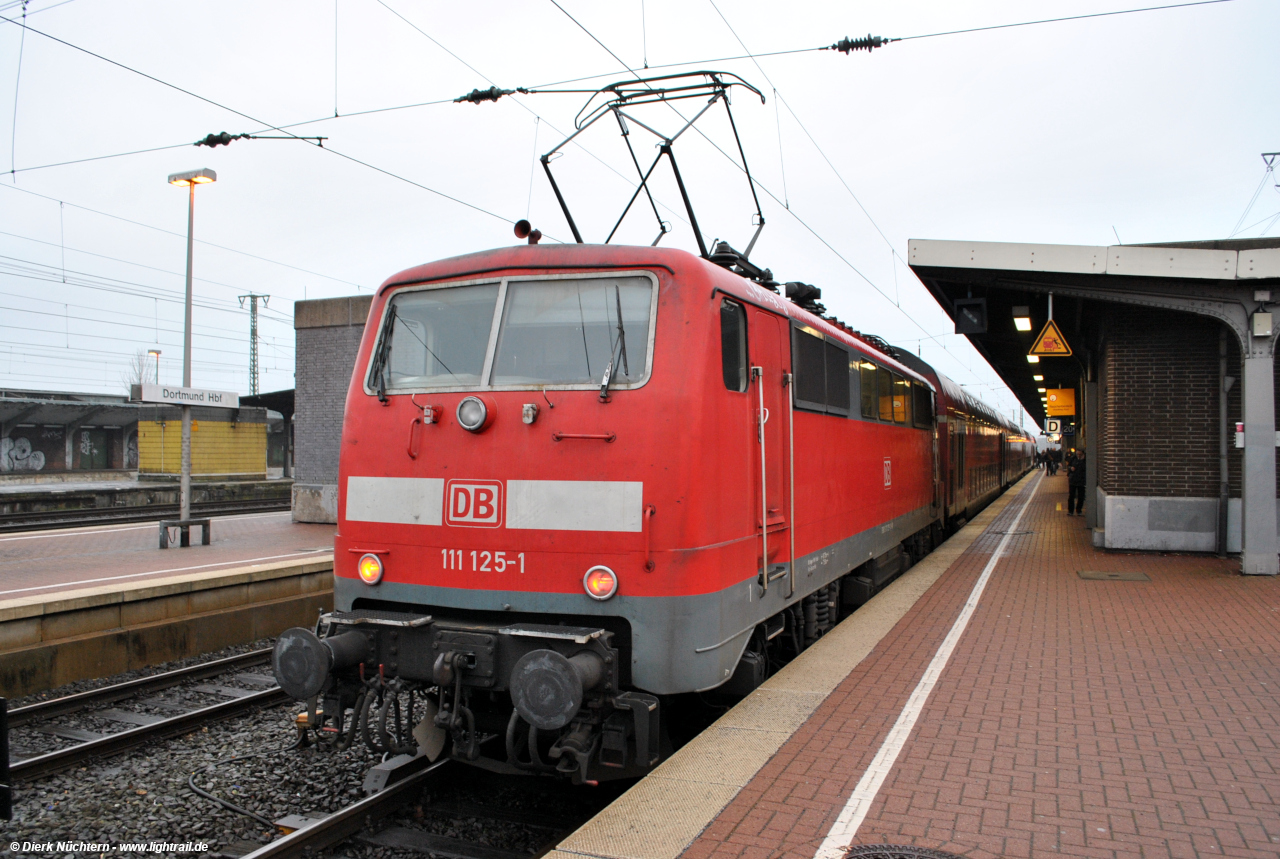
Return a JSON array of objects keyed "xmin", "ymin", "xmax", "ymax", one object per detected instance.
[
  {"xmin": 147, "ymin": 349, "xmax": 161, "ymax": 384},
  {"xmin": 167, "ymin": 168, "xmax": 216, "ymax": 525}
]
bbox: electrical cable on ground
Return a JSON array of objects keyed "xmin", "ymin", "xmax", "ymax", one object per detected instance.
[{"xmin": 187, "ymin": 743, "xmax": 303, "ymax": 831}]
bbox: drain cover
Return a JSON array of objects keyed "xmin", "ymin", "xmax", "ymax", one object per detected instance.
[
  {"xmin": 994, "ymin": 529, "xmax": 1034, "ymax": 536},
  {"xmin": 845, "ymin": 847, "xmax": 965, "ymax": 859},
  {"xmin": 1078, "ymin": 570, "xmax": 1150, "ymax": 581}
]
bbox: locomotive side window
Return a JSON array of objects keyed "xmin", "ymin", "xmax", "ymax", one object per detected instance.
[
  {"xmin": 381, "ymin": 283, "xmax": 500, "ymax": 388},
  {"xmin": 824, "ymin": 342, "xmax": 851, "ymax": 415},
  {"xmin": 912, "ymin": 382, "xmax": 934, "ymax": 428},
  {"xmin": 720, "ymin": 299, "xmax": 748, "ymax": 392},
  {"xmin": 877, "ymin": 367, "xmax": 893, "ymax": 421},
  {"xmin": 792, "ymin": 327, "xmax": 826, "ymax": 409},
  {"xmin": 491, "ymin": 276, "xmax": 652, "ymax": 386},
  {"xmin": 859, "ymin": 361, "xmax": 878, "ymax": 419},
  {"xmin": 892, "ymin": 374, "xmax": 909, "ymax": 424},
  {"xmin": 791, "ymin": 327, "xmax": 852, "ymax": 415}
]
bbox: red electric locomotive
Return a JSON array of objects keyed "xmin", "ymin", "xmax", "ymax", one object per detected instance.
[{"xmin": 272, "ymin": 241, "xmax": 1034, "ymax": 782}]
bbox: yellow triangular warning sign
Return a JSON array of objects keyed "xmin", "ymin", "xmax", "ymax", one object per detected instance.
[{"xmin": 1029, "ymin": 319, "xmax": 1072, "ymax": 356}]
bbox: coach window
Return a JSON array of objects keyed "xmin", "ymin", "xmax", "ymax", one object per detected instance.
[
  {"xmin": 912, "ymin": 381, "xmax": 934, "ymax": 428},
  {"xmin": 877, "ymin": 367, "xmax": 893, "ymax": 421},
  {"xmin": 859, "ymin": 361, "xmax": 878, "ymax": 419},
  {"xmin": 720, "ymin": 299, "xmax": 748, "ymax": 392}
]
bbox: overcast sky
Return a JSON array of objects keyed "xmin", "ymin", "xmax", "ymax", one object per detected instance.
[{"xmin": 0, "ymin": 0, "xmax": 1275, "ymax": 427}]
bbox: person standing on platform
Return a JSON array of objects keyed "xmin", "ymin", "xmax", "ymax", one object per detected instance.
[{"xmin": 1067, "ymin": 450, "xmax": 1087, "ymax": 515}]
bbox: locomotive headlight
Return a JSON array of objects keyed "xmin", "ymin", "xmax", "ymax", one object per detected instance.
[
  {"xmin": 583, "ymin": 565, "xmax": 618, "ymax": 600},
  {"xmin": 357, "ymin": 553, "xmax": 384, "ymax": 585},
  {"xmin": 457, "ymin": 396, "xmax": 489, "ymax": 432}
]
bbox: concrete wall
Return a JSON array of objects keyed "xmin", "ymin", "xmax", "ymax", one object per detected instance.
[
  {"xmin": 293, "ymin": 294, "xmax": 372, "ymax": 523},
  {"xmin": 0, "ymin": 557, "xmax": 332, "ymax": 697},
  {"xmin": 1098, "ymin": 491, "xmax": 1279, "ymax": 554}
]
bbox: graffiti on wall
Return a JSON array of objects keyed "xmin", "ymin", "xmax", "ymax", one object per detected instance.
[{"xmin": 0, "ymin": 436, "xmax": 47, "ymax": 472}]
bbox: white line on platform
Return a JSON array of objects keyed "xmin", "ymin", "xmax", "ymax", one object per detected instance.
[
  {"xmin": 812, "ymin": 472, "xmax": 1044, "ymax": 859},
  {"xmin": 0, "ymin": 510, "xmax": 292, "ymax": 542},
  {"xmin": 0, "ymin": 549, "xmax": 331, "ymax": 597}
]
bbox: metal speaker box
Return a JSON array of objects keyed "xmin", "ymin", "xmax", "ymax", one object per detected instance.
[{"xmin": 953, "ymin": 298, "xmax": 988, "ymax": 334}]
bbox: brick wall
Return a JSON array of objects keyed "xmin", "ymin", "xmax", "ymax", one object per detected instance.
[
  {"xmin": 1098, "ymin": 307, "xmax": 1240, "ymax": 498},
  {"xmin": 294, "ymin": 296, "xmax": 372, "ymax": 486}
]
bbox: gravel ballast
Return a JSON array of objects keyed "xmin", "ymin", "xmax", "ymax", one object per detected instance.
[{"xmin": 2, "ymin": 644, "xmax": 624, "ymax": 859}]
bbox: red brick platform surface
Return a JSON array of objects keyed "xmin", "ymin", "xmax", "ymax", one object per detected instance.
[{"xmin": 685, "ymin": 472, "xmax": 1280, "ymax": 859}]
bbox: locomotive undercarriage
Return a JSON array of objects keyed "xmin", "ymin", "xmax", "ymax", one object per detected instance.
[
  {"xmin": 272, "ymin": 609, "xmax": 661, "ymax": 783},
  {"xmin": 716, "ymin": 522, "xmax": 944, "ymax": 699},
  {"xmin": 272, "ymin": 525, "xmax": 950, "ymax": 780}
]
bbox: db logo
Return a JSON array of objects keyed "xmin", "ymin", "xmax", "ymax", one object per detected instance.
[
  {"xmin": 883, "ymin": 457, "xmax": 892, "ymax": 488},
  {"xmin": 445, "ymin": 480, "xmax": 503, "ymax": 528}
]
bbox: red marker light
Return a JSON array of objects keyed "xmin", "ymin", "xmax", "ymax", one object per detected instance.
[
  {"xmin": 357, "ymin": 553, "xmax": 384, "ymax": 585},
  {"xmin": 583, "ymin": 566, "xmax": 618, "ymax": 600}
]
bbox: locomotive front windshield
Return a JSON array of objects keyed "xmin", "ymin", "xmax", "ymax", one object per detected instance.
[{"xmin": 377, "ymin": 274, "xmax": 654, "ymax": 392}]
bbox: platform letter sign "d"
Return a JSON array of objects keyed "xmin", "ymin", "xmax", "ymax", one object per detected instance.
[{"xmin": 445, "ymin": 480, "xmax": 504, "ymax": 528}]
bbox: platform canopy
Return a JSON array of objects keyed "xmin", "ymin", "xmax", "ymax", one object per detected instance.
[{"xmin": 908, "ymin": 238, "xmax": 1280, "ymax": 427}]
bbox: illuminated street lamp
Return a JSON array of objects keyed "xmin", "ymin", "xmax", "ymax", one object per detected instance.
[
  {"xmin": 147, "ymin": 348, "xmax": 161, "ymax": 384},
  {"xmin": 167, "ymin": 168, "xmax": 217, "ymax": 525}
]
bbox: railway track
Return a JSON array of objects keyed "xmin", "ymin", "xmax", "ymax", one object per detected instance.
[
  {"xmin": 8, "ymin": 648, "xmax": 288, "ymax": 781},
  {"xmin": 0, "ymin": 499, "xmax": 291, "ymax": 533},
  {"xmin": 237, "ymin": 760, "xmax": 599, "ymax": 859}
]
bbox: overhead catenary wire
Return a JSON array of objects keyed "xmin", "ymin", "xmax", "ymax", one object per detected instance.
[
  {"xmin": 0, "ymin": 226, "xmax": 303, "ymax": 318},
  {"xmin": 371, "ymin": 0, "xmax": 692, "ymax": 234},
  {"xmin": 1229, "ymin": 161, "xmax": 1275, "ymax": 238},
  {"xmin": 896, "ymin": 0, "xmax": 1238, "ymax": 42},
  {"xmin": 8, "ymin": 0, "xmax": 29, "ymax": 180},
  {"xmin": 700, "ymin": 0, "xmax": 1029, "ymax": 396},
  {"xmin": 0, "ymin": 183, "xmax": 364, "ymax": 291},
  {"xmin": 0, "ymin": 252, "xmax": 298, "ymax": 328},
  {"xmin": 0, "ymin": 13, "xmax": 522, "ymax": 230},
  {"xmin": 545, "ymin": 0, "xmax": 997, "ymax": 392},
  {"xmin": 0, "ymin": 0, "xmax": 76, "ymax": 16}
]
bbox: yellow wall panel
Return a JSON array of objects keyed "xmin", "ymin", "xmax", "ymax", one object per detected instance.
[{"xmin": 138, "ymin": 421, "xmax": 266, "ymax": 476}]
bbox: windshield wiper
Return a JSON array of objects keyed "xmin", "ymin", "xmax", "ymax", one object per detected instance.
[
  {"xmin": 369, "ymin": 304, "xmax": 398, "ymax": 404},
  {"xmin": 599, "ymin": 286, "xmax": 629, "ymax": 402}
]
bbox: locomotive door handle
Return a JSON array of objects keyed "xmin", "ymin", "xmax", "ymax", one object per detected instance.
[{"xmin": 407, "ymin": 417, "xmax": 422, "ymax": 459}]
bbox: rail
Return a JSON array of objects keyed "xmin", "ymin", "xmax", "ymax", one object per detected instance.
[
  {"xmin": 9, "ymin": 649, "xmax": 272, "ymax": 727},
  {"xmin": 12, "ymin": 686, "xmax": 289, "ymax": 781},
  {"xmin": 238, "ymin": 761, "xmax": 449, "ymax": 859}
]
